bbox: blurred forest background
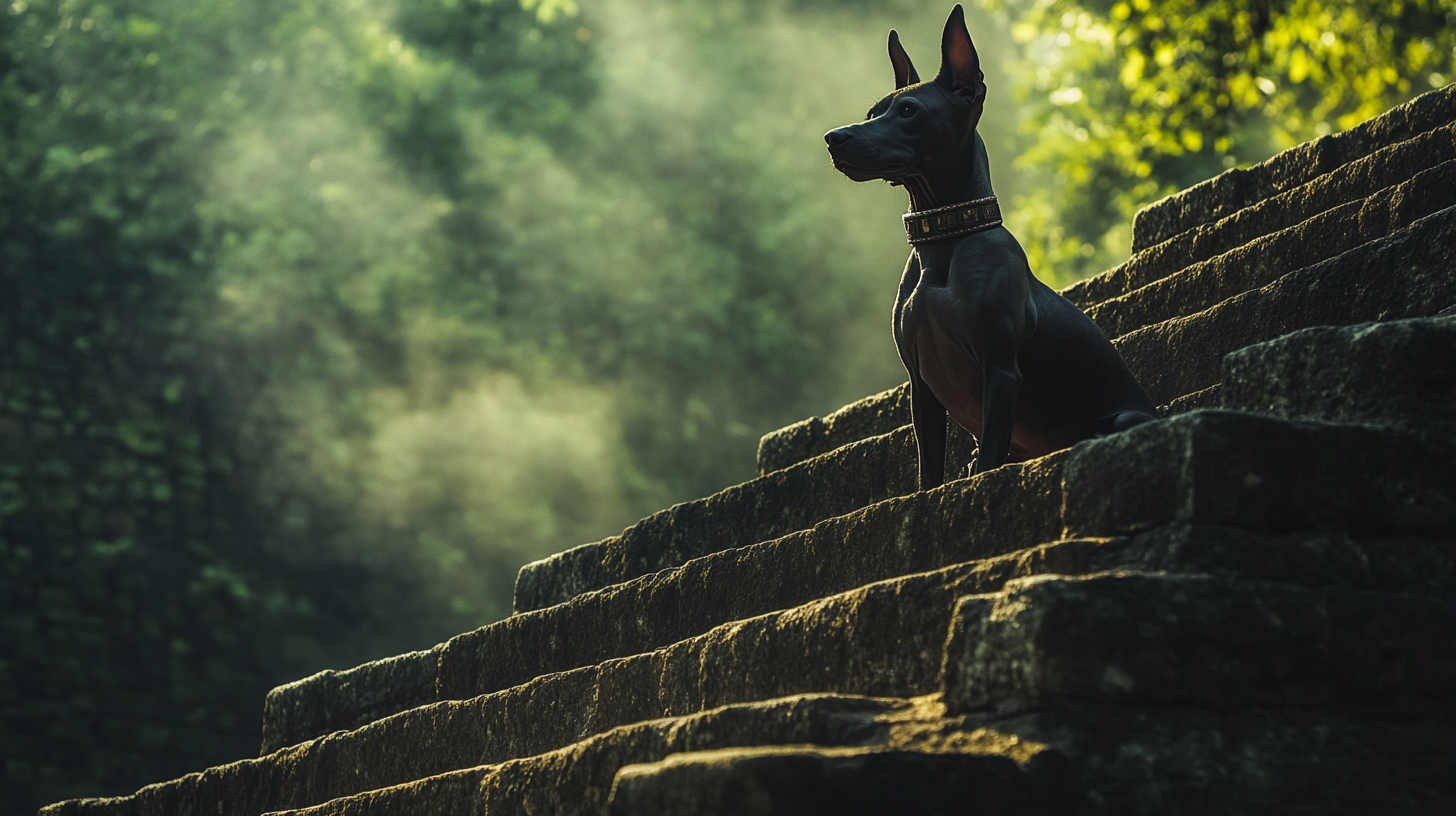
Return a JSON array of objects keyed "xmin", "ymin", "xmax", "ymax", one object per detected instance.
[{"xmin": 2, "ymin": 0, "xmax": 1452, "ymax": 810}]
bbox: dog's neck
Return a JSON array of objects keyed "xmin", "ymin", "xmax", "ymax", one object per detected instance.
[{"xmin": 902, "ymin": 131, "xmax": 994, "ymax": 213}]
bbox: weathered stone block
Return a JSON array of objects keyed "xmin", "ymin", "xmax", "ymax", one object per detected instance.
[
  {"xmin": 1066, "ymin": 120, "xmax": 1456, "ymax": 310},
  {"xmin": 606, "ymin": 746, "xmax": 1073, "ymax": 816},
  {"xmin": 1088, "ymin": 158, "xmax": 1456, "ymax": 339},
  {"xmin": 1158, "ymin": 383, "xmax": 1220, "ymax": 415},
  {"xmin": 517, "ymin": 421, "xmax": 979, "ymax": 614},
  {"xmin": 260, "ymin": 648, "xmax": 439, "ymax": 757},
  {"xmin": 476, "ymin": 695, "xmax": 916, "ymax": 816},
  {"xmin": 265, "ymin": 402, "xmax": 1455, "ymax": 753},
  {"xmin": 942, "ymin": 573, "xmax": 1456, "ymax": 716},
  {"xmin": 1130, "ymin": 84, "xmax": 1456, "ymax": 251},
  {"xmin": 991, "ymin": 706, "xmax": 1456, "ymax": 815},
  {"xmin": 1063, "ymin": 410, "xmax": 1456, "ymax": 539},
  {"xmin": 1360, "ymin": 535, "xmax": 1456, "ymax": 594},
  {"xmin": 755, "ymin": 385, "xmax": 910, "ymax": 476},
  {"xmin": 105, "ymin": 488, "xmax": 1074, "ymax": 814},
  {"xmin": 1120, "ymin": 522, "xmax": 1373, "ymax": 588},
  {"xmin": 516, "ymin": 425, "xmax": 918, "ymax": 613},
  {"xmin": 446, "ymin": 457, "xmax": 1062, "ymax": 701},
  {"xmin": 1115, "ymin": 204, "xmax": 1456, "ymax": 404},
  {"xmin": 261, "ymin": 451, "xmax": 1060, "ymax": 753},
  {"xmin": 63, "ymin": 696, "xmax": 913, "ymax": 816},
  {"xmin": 261, "ymin": 703, "xmax": 1456, "ymax": 816},
  {"xmin": 53, "ymin": 561, "xmax": 994, "ymax": 816},
  {"xmin": 1222, "ymin": 314, "xmax": 1456, "ymax": 441}
]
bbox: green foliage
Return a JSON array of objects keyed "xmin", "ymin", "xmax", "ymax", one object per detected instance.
[
  {"xmin": 990, "ymin": 0, "xmax": 1456, "ymax": 283},
  {"xmin": 0, "ymin": 0, "xmax": 382, "ymax": 808}
]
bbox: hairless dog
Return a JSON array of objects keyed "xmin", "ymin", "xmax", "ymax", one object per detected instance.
[{"xmin": 825, "ymin": 5, "xmax": 1157, "ymax": 490}]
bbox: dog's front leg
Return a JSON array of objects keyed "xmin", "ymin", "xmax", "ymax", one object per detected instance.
[
  {"xmin": 910, "ymin": 374, "xmax": 948, "ymax": 491},
  {"xmin": 972, "ymin": 317, "xmax": 1023, "ymax": 476}
]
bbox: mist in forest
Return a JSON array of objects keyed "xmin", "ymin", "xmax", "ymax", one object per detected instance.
[{"xmin": 186, "ymin": 0, "xmax": 1027, "ymax": 641}]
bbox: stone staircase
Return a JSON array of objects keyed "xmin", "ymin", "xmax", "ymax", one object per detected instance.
[{"xmin": 41, "ymin": 85, "xmax": 1456, "ymax": 815}]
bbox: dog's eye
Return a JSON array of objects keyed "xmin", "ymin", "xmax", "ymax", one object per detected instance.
[{"xmin": 899, "ymin": 103, "xmax": 915, "ymax": 118}]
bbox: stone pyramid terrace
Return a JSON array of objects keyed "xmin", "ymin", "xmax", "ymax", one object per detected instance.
[{"xmin": 42, "ymin": 85, "xmax": 1456, "ymax": 815}]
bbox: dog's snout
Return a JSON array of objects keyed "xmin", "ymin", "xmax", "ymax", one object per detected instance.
[{"xmin": 825, "ymin": 129, "xmax": 853, "ymax": 148}]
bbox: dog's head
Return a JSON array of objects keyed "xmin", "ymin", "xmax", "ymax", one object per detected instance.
[{"xmin": 825, "ymin": 4, "xmax": 987, "ymax": 185}]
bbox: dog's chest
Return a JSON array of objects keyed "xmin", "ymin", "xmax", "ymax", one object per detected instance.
[{"xmin": 896, "ymin": 274, "xmax": 987, "ymax": 431}]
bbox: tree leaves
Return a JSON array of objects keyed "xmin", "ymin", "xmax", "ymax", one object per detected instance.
[{"xmin": 991, "ymin": 0, "xmax": 1456, "ymax": 282}]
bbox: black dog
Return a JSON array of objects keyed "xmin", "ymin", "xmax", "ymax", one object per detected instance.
[{"xmin": 825, "ymin": 5, "xmax": 1157, "ymax": 490}]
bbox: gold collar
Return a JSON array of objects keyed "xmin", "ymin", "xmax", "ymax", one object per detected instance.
[{"xmin": 903, "ymin": 196, "xmax": 1001, "ymax": 244}]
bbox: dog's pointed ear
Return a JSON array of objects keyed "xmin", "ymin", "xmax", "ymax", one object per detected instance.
[
  {"xmin": 888, "ymin": 30, "xmax": 920, "ymax": 89},
  {"xmin": 934, "ymin": 5, "xmax": 986, "ymax": 107}
]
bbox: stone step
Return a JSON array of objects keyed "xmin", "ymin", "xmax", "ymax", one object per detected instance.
[
  {"xmin": 53, "ymin": 583, "xmax": 951, "ymax": 815},
  {"xmin": 65, "ymin": 528, "xmax": 1124, "ymax": 816},
  {"xmin": 1222, "ymin": 313, "xmax": 1456, "ymax": 441},
  {"xmin": 1115, "ymin": 203, "xmax": 1456, "ymax": 405},
  {"xmin": 270, "ymin": 403, "xmax": 1454, "ymax": 751},
  {"xmin": 1016, "ymin": 707, "xmax": 1456, "ymax": 815},
  {"xmin": 270, "ymin": 536, "xmax": 1444, "ymax": 816},
  {"xmin": 527, "ymin": 397, "xmax": 1456, "ymax": 668},
  {"xmin": 606, "ymin": 745, "xmax": 1075, "ymax": 816},
  {"xmin": 261, "ymin": 704, "xmax": 1456, "ymax": 816},
  {"xmin": 45, "ymin": 695, "xmax": 919, "ymax": 816},
  {"xmin": 259, "ymin": 648, "xmax": 442, "ymax": 759},
  {"xmin": 55, "ymin": 409, "xmax": 1455, "ymax": 814},
  {"xmin": 605, "ymin": 710, "xmax": 1456, "ymax": 816},
  {"xmin": 71, "ymin": 515, "xmax": 1445, "ymax": 814},
  {"xmin": 265, "ymin": 452, "xmax": 1062, "ymax": 752},
  {"xmin": 1063, "ymin": 410, "xmax": 1456, "ymax": 540},
  {"xmin": 754, "ymin": 384, "xmax": 909, "ymax": 477},
  {"xmin": 261, "ymin": 422, "xmax": 946, "ymax": 751},
  {"xmin": 264, "ymin": 530, "xmax": 1456, "ymax": 816},
  {"xmin": 1087, "ymin": 157, "xmax": 1456, "ymax": 339},
  {"xmin": 1115, "ymin": 523, "xmax": 1456, "ymax": 595},
  {"xmin": 1065, "ymin": 120, "xmax": 1456, "ymax": 312},
  {"xmin": 1129, "ymin": 83, "xmax": 1456, "ymax": 252},
  {"xmin": 943, "ymin": 572, "xmax": 1456, "ymax": 716},
  {"xmin": 511, "ymin": 423, "xmax": 978, "ymax": 616}
]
